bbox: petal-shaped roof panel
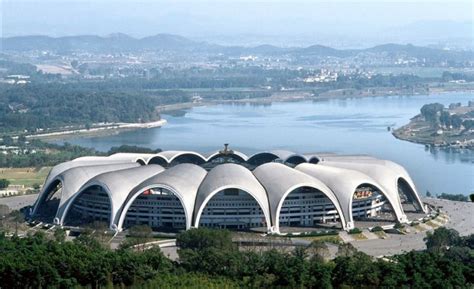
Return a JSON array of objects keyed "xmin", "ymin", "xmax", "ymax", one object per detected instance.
[
  {"xmin": 321, "ymin": 158, "xmax": 425, "ymax": 213},
  {"xmin": 205, "ymin": 150, "xmax": 249, "ymax": 162},
  {"xmin": 296, "ymin": 163, "xmax": 400, "ymax": 228},
  {"xmin": 62, "ymin": 165, "xmax": 165, "ymax": 229},
  {"xmin": 194, "ymin": 163, "xmax": 271, "ymax": 229},
  {"xmin": 116, "ymin": 164, "xmax": 207, "ymax": 230},
  {"xmin": 48, "ymin": 163, "xmax": 140, "ymax": 224},
  {"xmin": 253, "ymin": 162, "xmax": 346, "ymax": 232}
]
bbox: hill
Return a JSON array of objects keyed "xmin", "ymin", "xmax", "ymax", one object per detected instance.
[{"xmin": 2, "ymin": 33, "xmax": 472, "ymax": 62}]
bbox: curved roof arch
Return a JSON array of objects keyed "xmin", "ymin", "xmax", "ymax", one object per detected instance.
[
  {"xmin": 205, "ymin": 150, "xmax": 249, "ymax": 163},
  {"xmin": 43, "ymin": 159, "xmax": 132, "ymax": 189},
  {"xmin": 147, "ymin": 155, "xmax": 169, "ymax": 166},
  {"xmin": 247, "ymin": 150, "xmax": 308, "ymax": 166},
  {"xmin": 33, "ymin": 159, "xmax": 138, "ymax": 216},
  {"xmin": 59, "ymin": 165, "xmax": 165, "ymax": 229},
  {"xmin": 253, "ymin": 162, "xmax": 347, "ymax": 232},
  {"xmin": 320, "ymin": 159, "xmax": 425, "ymax": 214},
  {"xmin": 157, "ymin": 151, "xmax": 207, "ymax": 164},
  {"xmin": 39, "ymin": 163, "xmax": 140, "ymax": 223},
  {"xmin": 106, "ymin": 153, "xmax": 158, "ymax": 165},
  {"xmin": 116, "ymin": 164, "xmax": 207, "ymax": 231},
  {"xmin": 193, "ymin": 163, "xmax": 271, "ymax": 230},
  {"xmin": 296, "ymin": 163, "xmax": 401, "ymax": 228}
]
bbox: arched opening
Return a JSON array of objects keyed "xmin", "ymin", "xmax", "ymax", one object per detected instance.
[
  {"xmin": 34, "ymin": 180, "xmax": 62, "ymax": 223},
  {"xmin": 204, "ymin": 154, "xmax": 248, "ymax": 170},
  {"xmin": 136, "ymin": 159, "xmax": 146, "ymax": 166},
  {"xmin": 397, "ymin": 178, "xmax": 423, "ymax": 213},
  {"xmin": 285, "ymin": 155, "xmax": 307, "ymax": 166},
  {"xmin": 148, "ymin": 156, "xmax": 168, "ymax": 167},
  {"xmin": 308, "ymin": 157, "xmax": 320, "ymax": 164},
  {"xmin": 278, "ymin": 186, "xmax": 343, "ymax": 233},
  {"xmin": 169, "ymin": 154, "xmax": 205, "ymax": 166},
  {"xmin": 207, "ymin": 153, "xmax": 246, "ymax": 164},
  {"xmin": 63, "ymin": 185, "xmax": 112, "ymax": 227},
  {"xmin": 351, "ymin": 184, "xmax": 396, "ymax": 227},
  {"xmin": 198, "ymin": 188, "xmax": 267, "ymax": 230},
  {"xmin": 122, "ymin": 187, "xmax": 186, "ymax": 232},
  {"xmin": 247, "ymin": 153, "xmax": 278, "ymax": 167}
]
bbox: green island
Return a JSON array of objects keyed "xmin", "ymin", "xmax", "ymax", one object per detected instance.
[{"xmin": 393, "ymin": 101, "xmax": 474, "ymax": 149}]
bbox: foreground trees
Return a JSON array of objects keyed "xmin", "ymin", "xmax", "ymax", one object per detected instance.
[{"xmin": 0, "ymin": 227, "xmax": 472, "ymax": 288}]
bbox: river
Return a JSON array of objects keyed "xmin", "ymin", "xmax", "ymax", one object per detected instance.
[{"xmin": 53, "ymin": 92, "xmax": 474, "ymax": 195}]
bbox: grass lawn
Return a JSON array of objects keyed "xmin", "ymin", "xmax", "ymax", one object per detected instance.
[
  {"xmin": 0, "ymin": 167, "xmax": 50, "ymax": 187},
  {"xmin": 350, "ymin": 233, "xmax": 368, "ymax": 241},
  {"xmin": 425, "ymin": 221, "xmax": 440, "ymax": 229},
  {"xmin": 412, "ymin": 225, "xmax": 425, "ymax": 232},
  {"xmin": 373, "ymin": 231, "xmax": 388, "ymax": 238},
  {"xmin": 297, "ymin": 235, "xmax": 342, "ymax": 243}
]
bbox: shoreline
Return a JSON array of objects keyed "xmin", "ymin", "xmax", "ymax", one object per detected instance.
[
  {"xmin": 25, "ymin": 119, "xmax": 167, "ymax": 141},
  {"xmin": 158, "ymin": 87, "xmax": 474, "ymax": 113},
  {"xmin": 24, "ymin": 87, "xmax": 474, "ymax": 141}
]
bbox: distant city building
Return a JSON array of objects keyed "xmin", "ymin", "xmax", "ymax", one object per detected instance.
[{"xmin": 32, "ymin": 147, "xmax": 426, "ymax": 234}]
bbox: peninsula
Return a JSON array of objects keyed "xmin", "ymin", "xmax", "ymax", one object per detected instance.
[{"xmin": 393, "ymin": 101, "xmax": 474, "ymax": 149}]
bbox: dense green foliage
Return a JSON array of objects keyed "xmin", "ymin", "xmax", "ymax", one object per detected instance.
[
  {"xmin": 438, "ymin": 193, "xmax": 469, "ymax": 202},
  {"xmin": 421, "ymin": 103, "xmax": 445, "ymax": 122},
  {"xmin": 0, "ymin": 140, "xmax": 99, "ymax": 168},
  {"xmin": 0, "ymin": 227, "xmax": 473, "ymax": 288},
  {"xmin": 0, "ymin": 179, "xmax": 9, "ymax": 189},
  {"xmin": 0, "ymin": 138, "xmax": 164, "ymax": 168},
  {"xmin": 348, "ymin": 228, "xmax": 362, "ymax": 234},
  {"xmin": 174, "ymin": 228, "xmax": 473, "ymax": 289},
  {"xmin": 107, "ymin": 145, "xmax": 162, "ymax": 155},
  {"xmin": 0, "ymin": 232, "xmax": 172, "ymax": 289},
  {"xmin": 0, "ymin": 82, "xmax": 166, "ymax": 133},
  {"xmin": 442, "ymin": 71, "xmax": 474, "ymax": 82}
]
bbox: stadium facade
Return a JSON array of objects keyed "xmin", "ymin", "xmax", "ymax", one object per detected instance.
[{"xmin": 31, "ymin": 147, "xmax": 426, "ymax": 233}]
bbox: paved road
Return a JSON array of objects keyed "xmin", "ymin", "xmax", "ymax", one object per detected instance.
[
  {"xmin": 427, "ymin": 198, "xmax": 474, "ymax": 236},
  {"xmin": 0, "ymin": 193, "xmax": 38, "ymax": 211},
  {"xmin": 352, "ymin": 198, "xmax": 474, "ymax": 257}
]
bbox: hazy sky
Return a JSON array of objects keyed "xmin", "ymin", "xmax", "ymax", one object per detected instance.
[{"xmin": 1, "ymin": 0, "xmax": 472, "ymax": 47}]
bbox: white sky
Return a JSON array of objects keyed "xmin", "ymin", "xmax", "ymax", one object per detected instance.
[{"xmin": 1, "ymin": 0, "xmax": 472, "ymax": 46}]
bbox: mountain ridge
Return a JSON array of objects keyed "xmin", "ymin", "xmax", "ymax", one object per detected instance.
[{"xmin": 2, "ymin": 33, "xmax": 472, "ymax": 61}]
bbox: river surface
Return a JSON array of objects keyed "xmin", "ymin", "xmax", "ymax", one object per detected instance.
[{"xmin": 54, "ymin": 93, "xmax": 474, "ymax": 195}]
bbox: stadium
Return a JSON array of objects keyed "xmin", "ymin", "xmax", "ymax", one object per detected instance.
[{"xmin": 31, "ymin": 145, "xmax": 427, "ymax": 234}]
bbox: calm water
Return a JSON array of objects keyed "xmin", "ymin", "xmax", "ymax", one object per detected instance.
[{"xmin": 55, "ymin": 93, "xmax": 474, "ymax": 195}]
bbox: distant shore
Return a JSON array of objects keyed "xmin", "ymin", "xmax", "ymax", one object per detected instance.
[
  {"xmin": 26, "ymin": 119, "xmax": 167, "ymax": 140},
  {"xmin": 392, "ymin": 106, "xmax": 474, "ymax": 150},
  {"xmin": 28, "ymin": 85, "xmax": 474, "ymax": 141},
  {"xmin": 158, "ymin": 85, "xmax": 474, "ymax": 114}
]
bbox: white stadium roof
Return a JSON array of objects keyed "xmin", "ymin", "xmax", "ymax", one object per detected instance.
[{"xmin": 32, "ymin": 150, "xmax": 426, "ymax": 233}]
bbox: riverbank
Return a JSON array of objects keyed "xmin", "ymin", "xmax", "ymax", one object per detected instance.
[
  {"xmin": 157, "ymin": 85, "xmax": 474, "ymax": 114},
  {"xmin": 392, "ymin": 104, "xmax": 474, "ymax": 150},
  {"xmin": 31, "ymin": 86, "xmax": 473, "ymax": 142},
  {"xmin": 26, "ymin": 119, "xmax": 167, "ymax": 141}
]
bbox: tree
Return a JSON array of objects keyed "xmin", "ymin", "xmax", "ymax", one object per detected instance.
[
  {"xmin": 463, "ymin": 120, "xmax": 474, "ymax": 130},
  {"xmin": 9, "ymin": 210, "xmax": 24, "ymax": 235},
  {"xmin": 451, "ymin": 114, "xmax": 463, "ymax": 129},
  {"xmin": 308, "ymin": 240, "xmax": 330, "ymax": 260},
  {"xmin": 424, "ymin": 227, "xmax": 461, "ymax": 253},
  {"xmin": 420, "ymin": 103, "xmax": 444, "ymax": 123},
  {"xmin": 336, "ymin": 242, "xmax": 357, "ymax": 257},
  {"xmin": 0, "ymin": 179, "xmax": 10, "ymax": 189},
  {"xmin": 176, "ymin": 228, "xmax": 234, "ymax": 251},
  {"xmin": 333, "ymin": 252, "xmax": 380, "ymax": 287},
  {"xmin": 470, "ymin": 194, "xmax": 474, "ymax": 202},
  {"xmin": 54, "ymin": 228, "xmax": 66, "ymax": 242},
  {"xmin": 0, "ymin": 204, "xmax": 9, "ymax": 217}
]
